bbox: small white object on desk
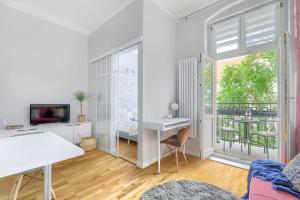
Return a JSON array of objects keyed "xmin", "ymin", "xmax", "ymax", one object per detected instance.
[
  {"xmin": 0, "ymin": 117, "xmax": 7, "ymax": 129},
  {"xmin": 0, "ymin": 132, "xmax": 84, "ymax": 200},
  {"xmin": 143, "ymin": 118, "xmax": 191, "ymax": 173},
  {"xmin": 166, "ymin": 114, "xmax": 173, "ymax": 119},
  {"xmin": 170, "ymin": 103, "xmax": 179, "ymax": 117},
  {"xmin": 170, "ymin": 103, "xmax": 179, "ymax": 111}
]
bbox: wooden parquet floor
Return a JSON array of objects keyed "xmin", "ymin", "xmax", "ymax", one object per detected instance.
[{"xmin": 0, "ymin": 150, "xmax": 248, "ymax": 200}]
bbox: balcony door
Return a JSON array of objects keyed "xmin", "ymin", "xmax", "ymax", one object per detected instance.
[
  {"xmin": 207, "ymin": 1, "xmax": 287, "ymax": 162},
  {"xmin": 95, "ymin": 43, "xmax": 141, "ymax": 161},
  {"xmin": 199, "ymin": 54, "xmax": 215, "ymax": 159}
]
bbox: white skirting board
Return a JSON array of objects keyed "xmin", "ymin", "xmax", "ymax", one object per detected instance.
[
  {"xmin": 209, "ymin": 156, "xmax": 250, "ymax": 170},
  {"xmin": 136, "ymin": 158, "xmax": 158, "ymax": 169},
  {"xmin": 136, "ymin": 148, "xmax": 201, "ymax": 169}
]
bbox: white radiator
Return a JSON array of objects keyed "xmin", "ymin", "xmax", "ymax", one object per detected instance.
[{"xmin": 179, "ymin": 57, "xmax": 198, "ymax": 138}]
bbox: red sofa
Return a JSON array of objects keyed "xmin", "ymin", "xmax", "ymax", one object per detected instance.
[{"xmin": 249, "ymin": 177, "xmax": 300, "ymax": 200}]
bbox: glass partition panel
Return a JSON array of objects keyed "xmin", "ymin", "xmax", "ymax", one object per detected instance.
[
  {"xmin": 97, "ymin": 75, "xmax": 107, "ymax": 150},
  {"xmin": 203, "ymin": 57, "xmax": 214, "ymax": 115},
  {"xmin": 96, "ymin": 56, "xmax": 118, "ymax": 155}
]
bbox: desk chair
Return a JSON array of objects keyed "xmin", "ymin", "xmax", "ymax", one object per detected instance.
[
  {"xmin": 9, "ymin": 168, "xmax": 56, "ymax": 200},
  {"xmin": 161, "ymin": 126, "xmax": 191, "ymax": 173}
]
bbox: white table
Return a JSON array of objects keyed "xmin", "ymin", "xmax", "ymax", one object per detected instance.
[
  {"xmin": 0, "ymin": 132, "xmax": 84, "ymax": 200},
  {"xmin": 143, "ymin": 118, "xmax": 191, "ymax": 173}
]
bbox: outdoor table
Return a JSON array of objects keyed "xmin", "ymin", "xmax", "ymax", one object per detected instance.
[{"xmin": 233, "ymin": 119, "xmax": 264, "ymax": 155}]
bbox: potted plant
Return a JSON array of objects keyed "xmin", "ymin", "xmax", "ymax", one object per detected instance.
[{"xmin": 73, "ymin": 91, "xmax": 88, "ymax": 122}]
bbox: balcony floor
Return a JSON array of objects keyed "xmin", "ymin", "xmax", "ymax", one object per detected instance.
[{"xmin": 215, "ymin": 141, "xmax": 278, "ymax": 161}]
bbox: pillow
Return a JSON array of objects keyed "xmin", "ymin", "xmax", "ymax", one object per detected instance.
[{"xmin": 283, "ymin": 153, "xmax": 300, "ymax": 191}]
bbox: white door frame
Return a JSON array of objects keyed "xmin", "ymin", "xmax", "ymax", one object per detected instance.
[
  {"xmin": 203, "ymin": 0, "xmax": 295, "ymax": 161},
  {"xmin": 278, "ymin": 32, "xmax": 293, "ymax": 162}
]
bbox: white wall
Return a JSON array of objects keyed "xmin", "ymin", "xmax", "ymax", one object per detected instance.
[
  {"xmin": 211, "ymin": 0, "xmax": 270, "ymax": 21},
  {"xmin": 176, "ymin": 0, "xmax": 271, "ymax": 58},
  {"xmin": 88, "ymin": 0, "xmax": 143, "ymax": 60},
  {"xmin": 87, "ymin": 0, "xmax": 176, "ymax": 167},
  {"xmin": 176, "ymin": 0, "xmax": 233, "ymax": 59},
  {"xmin": 0, "ymin": 4, "xmax": 88, "ymax": 125},
  {"xmin": 175, "ymin": 0, "xmax": 235, "ymax": 155},
  {"xmin": 139, "ymin": 0, "xmax": 177, "ymax": 167},
  {"xmin": 175, "ymin": 0, "xmax": 276, "ymax": 156},
  {"xmin": 87, "ymin": 0, "xmax": 143, "ymax": 133}
]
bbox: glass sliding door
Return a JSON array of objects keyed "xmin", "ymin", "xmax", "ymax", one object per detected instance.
[
  {"xmin": 94, "ymin": 44, "xmax": 140, "ymax": 162},
  {"xmin": 96, "ymin": 56, "xmax": 118, "ymax": 155},
  {"xmin": 96, "ymin": 74, "xmax": 107, "ymax": 151},
  {"xmin": 117, "ymin": 45, "xmax": 138, "ymax": 163}
]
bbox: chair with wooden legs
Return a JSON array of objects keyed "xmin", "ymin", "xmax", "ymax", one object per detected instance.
[
  {"xmin": 161, "ymin": 126, "xmax": 191, "ymax": 173},
  {"xmin": 9, "ymin": 169, "xmax": 56, "ymax": 200}
]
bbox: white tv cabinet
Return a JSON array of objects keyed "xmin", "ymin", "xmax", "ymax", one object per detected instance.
[{"xmin": 0, "ymin": 122, "xmax": 92, "ymax": 144}]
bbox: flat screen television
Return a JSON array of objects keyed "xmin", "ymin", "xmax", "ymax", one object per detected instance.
[{"xmin": 30, "ymin": 104, "xmax": 70, "ymax": 125}]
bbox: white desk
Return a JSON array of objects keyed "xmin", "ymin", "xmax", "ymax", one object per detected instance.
[
  {"xmin": 0, "ymin": 132, "xmax": 84, "ymax": 200},
  {"xmin": 143, "ymin": 118, "xmax": 191, "ymax": 173}
]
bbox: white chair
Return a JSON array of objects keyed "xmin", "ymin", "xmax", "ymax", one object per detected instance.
[{"xmin": 9, "ymin": 168, "xmax": 56, "ymax": 200}]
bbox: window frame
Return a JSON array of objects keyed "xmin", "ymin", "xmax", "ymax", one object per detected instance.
[{"xmin": 208, "ymin": 1, "xmax": 283, "ymax": 60}]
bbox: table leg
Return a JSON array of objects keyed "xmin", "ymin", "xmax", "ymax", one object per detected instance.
[
  {"xmin": 245, "ymin": 124, "xmax": 250, "ymax": 155},
  {"xmin": 244, "ymin": 124, "xmax": 248, "ymax": 146},
  {"xmin": 157, "ymin": 130, "xmax": 161, "ymax": 174},
  {"xmin": 43, "ymin": 165, "xmax": 52, "ymax": 200}
]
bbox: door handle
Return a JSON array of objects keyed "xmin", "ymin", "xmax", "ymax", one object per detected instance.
[
  {"xmin": 29, "ymin": 132, "xmax": 43, "ymax": 135},
  {"xmin": 11, "ymin": 134, "xmax": 27, "ymax": 137}
]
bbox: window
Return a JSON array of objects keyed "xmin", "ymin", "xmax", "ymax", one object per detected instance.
[
  {"xmin": 214, "ymin": 18, "xmax": 239, "ymax": 54},
  {"xmin": 209, "ymin": 2, "xmax": 281, "ymax": 59},
  {"xmin": 243, "ymin": 4, "xmax": 278, "ymax": 48}
]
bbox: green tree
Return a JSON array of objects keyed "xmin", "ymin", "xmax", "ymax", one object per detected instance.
[{"xmin": 217, "ymin": 50, "xmax": 277, "ymax": 103}]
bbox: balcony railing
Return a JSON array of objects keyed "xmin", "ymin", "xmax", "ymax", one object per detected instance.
[{"xmin": 216, "ymin": 103, "xmax": 278, "ymax": 157}]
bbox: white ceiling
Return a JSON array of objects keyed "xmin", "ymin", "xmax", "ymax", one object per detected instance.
[
  {"xmin": 0, "ymin": 0, "xmax": 135, "ymax": 35},
  {"xmin": 0, "ymin": 0, "xmax": 222, "ymax": 35}
]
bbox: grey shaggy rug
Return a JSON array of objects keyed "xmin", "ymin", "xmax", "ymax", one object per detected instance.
[{"xmin": 140, "ymin": 180, "xmax": 241, "ymax": 200}]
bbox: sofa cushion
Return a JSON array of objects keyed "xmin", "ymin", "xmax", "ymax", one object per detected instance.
[
  {"xmin": 250, "ymin": 177, "xmax": 300, "ymax": 200},
  {"xmin": 283, "ymin": 154, "xmax": 300, "ymax": 191}
]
